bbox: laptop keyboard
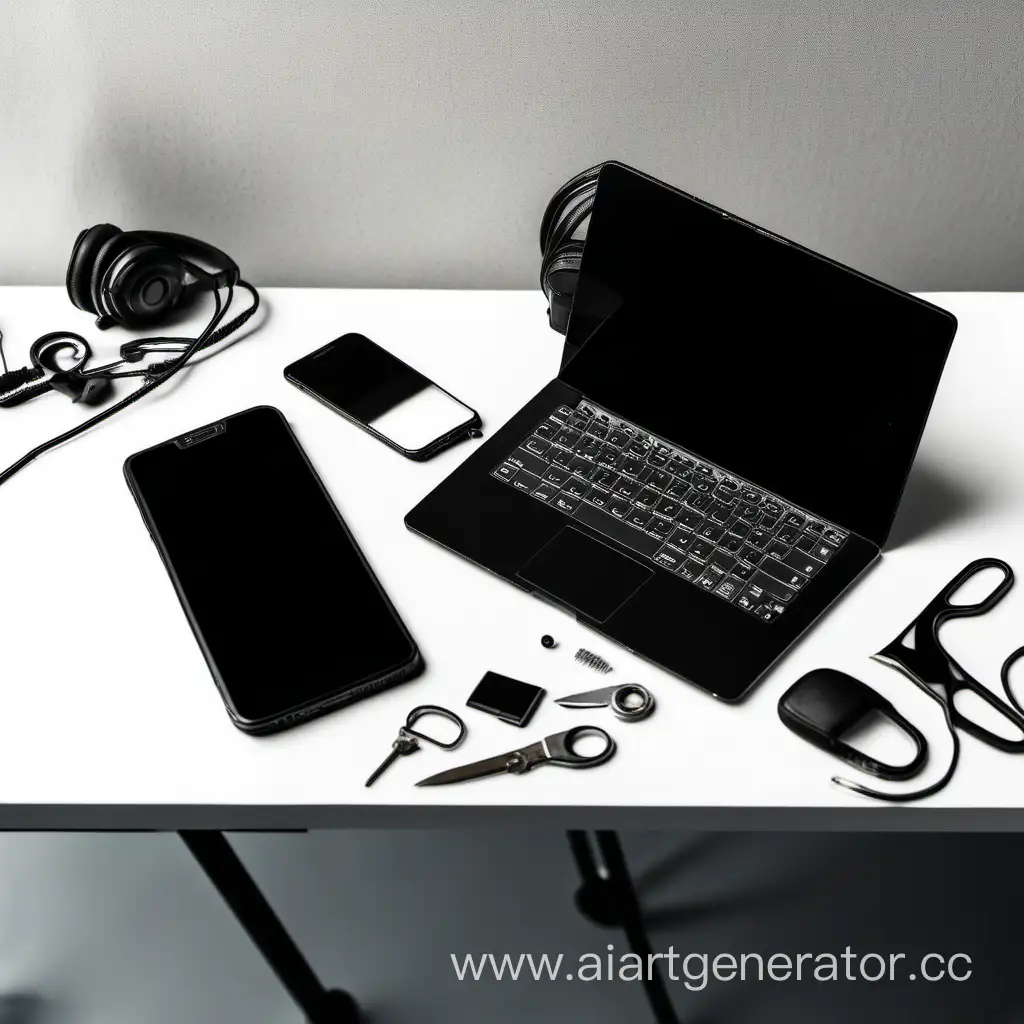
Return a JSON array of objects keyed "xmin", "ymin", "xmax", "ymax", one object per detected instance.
[{"xmin": 491, "ymin": 400, "xmax": 848, "ymax": 624}]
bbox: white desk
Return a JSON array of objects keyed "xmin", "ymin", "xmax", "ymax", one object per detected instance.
[{"xmin": 2, "ymin": 287, "xmax": 1023, "ymax": 830}]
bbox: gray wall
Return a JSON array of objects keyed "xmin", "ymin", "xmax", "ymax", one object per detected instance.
[{"xmin": 2, "ymin": 1, "xmax": 1021, "ymax": 291}]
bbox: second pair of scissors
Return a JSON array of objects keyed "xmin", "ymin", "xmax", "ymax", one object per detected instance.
[{"xmin": 556, "ymin": 682, "xmax": 655, "ymax": 721}]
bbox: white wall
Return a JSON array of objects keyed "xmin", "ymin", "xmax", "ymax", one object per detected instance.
[{"xmin": 2, "ymin": 1, "xmax": 1021, "ymax": 290}]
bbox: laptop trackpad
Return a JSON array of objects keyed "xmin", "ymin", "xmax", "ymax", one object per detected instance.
[{"xmin": 516, "ymin": 527, "xmax": 653, "ymax": 622}]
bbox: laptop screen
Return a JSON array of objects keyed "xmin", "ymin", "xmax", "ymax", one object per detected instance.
[{"xmin": 559, "ymin": 163, "xmax": 957, "ymax": 548}]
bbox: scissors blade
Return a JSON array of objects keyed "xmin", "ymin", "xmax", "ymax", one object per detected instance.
[
  {"xmin": 415, "ymin": 750, "xmax": 520, "ymax": 787},
  {"xmin": 554, "ymin": 684, "xmax": 616, "ymax": 709}
]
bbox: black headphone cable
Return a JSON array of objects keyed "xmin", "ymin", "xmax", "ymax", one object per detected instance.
[{"xmin": 0, "ymin": 280, "xmax": 259, "ymax": 491}]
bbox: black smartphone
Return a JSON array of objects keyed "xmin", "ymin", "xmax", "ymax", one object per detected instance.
[
  {"xmin": 124, "ymin": 405, "xmax": 423, "ymax": 734},
  {"xmin": 284, "ymin": 333, "xmax": 482, "ymax": 461}
]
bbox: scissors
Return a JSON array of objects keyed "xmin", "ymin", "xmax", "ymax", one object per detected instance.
[
  {"xmin": 415, "ymin": 726, "xmax": 616, "ymax": 787},
  {"xmin": 365, "ymin": 705, "xmax": 467, "ymax": 787},
  {"xmin": 555, "ymin": 682, "xmax": 655, "ymax": 721},
  {"xmin": 872, "ymin": 557, "xmax": 1024, "ymax": 753}
]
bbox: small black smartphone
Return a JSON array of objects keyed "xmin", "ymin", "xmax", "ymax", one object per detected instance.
[
  {"xmin": 124, "ymin": 406, "xmax": 423, "ymax": 734},
  {"xmin": 284, "ymin": 333, "xmax": 482, "ymax": 461}
]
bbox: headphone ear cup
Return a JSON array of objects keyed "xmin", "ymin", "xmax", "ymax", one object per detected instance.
[
  {"xmin": 88, "ymin": 233, "xmax": 139, "ymax": 319},
  {"xmin": 542, "ymin": 239, "xmax": 586, "ymax": 335},
  {"xmin": 66, "ymin": 224, "xmax": 121, "ymax": 313}
]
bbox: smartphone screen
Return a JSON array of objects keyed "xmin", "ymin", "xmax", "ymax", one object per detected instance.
[
  {"xmin": 124, "ymin": 406, "xmax": 420, "ymax": 731},
  {"xmin": 284, "ymin": 334, "xmax": 476, "ymax": 455}
]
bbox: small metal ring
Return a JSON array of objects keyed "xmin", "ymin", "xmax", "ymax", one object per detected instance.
[{"xmin": 610, "ymin": 684, "xmax": 654, "ymax": 721}]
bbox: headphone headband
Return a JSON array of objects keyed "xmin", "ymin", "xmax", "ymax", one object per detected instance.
[{"xmin": 115, "ymin": 230, "xmax": 240, "ymax": 289}]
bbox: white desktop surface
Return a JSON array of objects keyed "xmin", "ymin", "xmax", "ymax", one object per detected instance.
[{"xmin": 1, "ymin": 287, "xmax": 1022, "ymax": 829}]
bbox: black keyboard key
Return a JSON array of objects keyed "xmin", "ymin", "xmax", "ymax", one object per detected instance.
[
  {"xmin": 666, "ymin": 483, "xmax": 690, "ymax": 501},
  {"xmin": 784, "ymin": 513, "xmax": 806, "ymax": 529},
  {"xmin": 635, "ymin": 489, "xmax": 659, "ymax": 510},
  {"xmin": 736, "ymin": 585, "xmax": 764, "ymax": 612},
  {"xmin": 687, "ymin": 493, "xmax": 713, "ymax": 512},
  {"xmin": 709, "ymin": 550, "xmax": 738, "ymax": 574},
  {"xmin": 777, "ymin": 526, "xmax": 800, "ymax": 545},
  {"xmin": 608, "ymin": 497, "xmax": 631, "ymax": 519},
  {"xmin": 653, "ymin": 545, "xmax": 685, "ymax": 570},
  {"xmin": 691, "ymin": 476, "xmax": 714, "ymax": 493},
  {"xmin": 645, "ymin": 468, "xmax": 672, "ymax": 491},
  {"xmin": 551, "ymin": 447, "xmax": 574, "ymax": 468},
  {"xmin": 782, "ymin": 548, "xmax": 826, "ymax": 577},
  {"xmin": 617, "ymin": 456, "xmax": 646, "ymax": 477},
  {"xmin": 749, "ymin": 571, "xmax": 797, "ymax": 603},
  {"xmin": 740, "ymin": 488, "xmax": 761, "ymax": 504},
  {"xmin": 696, "ymin": 564, "xmax": 726, "ymax": 592},
  {"xmin": 753, "ymin": 603, "xmax": 782, "ymax": 623},
  {"xmin": 709, "ymin": 502, "xmax": 734, "ymax": 524},
  {"xmin": 569, "ymin": 415, "xmax": 590, "ymax": 431},
  {"xmin": 587, "ymin": 485, "xmax": 612, "ymax": 508},
  {"xmin": 675, "ymin": 511, "xmax": 702, "ymax": 532},
  {"xmin": 689, "ymin": 538, "xmax": 715, "ymax": 561},
  {"xmin": 727, "ymin": 522, "xmax": 751, "ymax": 539},
  {"xmin": 795, "ymin": 534, "xmax": 816, "ymax": 553},
  {"xmin": 763, "ymin": 500, "xmax": 782, "ymax": 515},
  {"xmin": 627, "ymin": 508, "xmax": 652, "ymax": 530},
  {"xmin": 766, "ymin": 540, "xmax": 790, "ymax": 559},
  {"xmin": 551, "ymin": 405, "xmax": 574, "ymax": 422},
  {"xmin": 718, "ymin": 477, "xmax": 740, "ymax": 492},
  {"xmin": 532, "ymin": 482, "xmax": 560, "ymax": 502},
  {"xmin": 810, "ymin": 540, "xmax": 835, "ymax": 561},
  {"xmin": 733, "ymin": 562, "xmax": 755, "ymax": 581},
  {"xmin": 512, "ymin": 470, "xmax": 542, "ymax": 493},
  {"xmin": 524, "ymin": 436, "xmax": 551, "ymax": 457},
  {"xmin": 606, "ymin": 429, "xmax": 630, "ymax": 448},
  {"xmin": 506, "ymin": 448, "xmax": 548, "ymax": 475},
  {"xmin": 647, "ymin": 516, "xmax": 675, "ymax": 541},
  {"xmin": 739, "ymin": 545, "xmax": 764, "ymax": 565},
  {"xmin": 806, "ymin": 521, "xmax": 824, "ymax": 534},
  {"xmin": 554, "ymin": 427, "xmax": 581, "ymax": 448},
  {"xmin": 596, "ymin": 446, "xmax": 619, "ymax": 467},
  {"xmin": 569, "ymin": 456, "xmax": 594, "ymax": 477},
  {"xmin": 613, "ymin": 478, "xmax": 641, "ymax": 500},
  {"xmin": 534, "ymin": 421, "xmax": 555, "ymax": 439},
  {"xmin": 588, "ymin": 423, "xmax": 608, "ymax": 440},
  {"xmin": 563, "ymin": 477, "xmax": 590, "ymax": 499},
  {"xmin": 761, "ymin": 515, "xmax": 780, "ymax": 531},
  {"xmin": 721, "ymin": 535, "xmax": 742, "ymax": 553},
  {"xmin": 714, "ymin": 575, "xmax": 745, "ymax": 602},
  {"xmin": 678, "ymin": 558, "xmax": 703, "ymax": 580},
  {"xmin": 552, "ymin": 493, "xmax": 581, "ymax": 515},
  {"xmin": 626, "ymin": 439, "xmax": 652, "ymax": 458},
  {"xmin": 822, "ymin": 529, "xmax": 846, "ymax": 547},
  {"xmin": 493, "ymin": 463, "xmax": 517, "ymax": 482},
  {"xmin": 748, "ymin": 529, "xmax": 771, "ymax": 549},
  {"xmin": 576, "ymin": 440, "xmax": 602, "ymax": 461},
  {"xmin": 543, "ymin": 466, "xmax": 571, "ymax": 488},
  {"xmin": 700, "ymin": 523, "xmax": 725, "ymax": 543},
  {"xmin": 592, "ymin": 468, "xmax": 620, "ymax": 488},
  {"xmin": 654, "ymin": 497, "xmax": 682, "ymax": 519},
  {"xmin": 572, "ymin": 501, "xmax": 663, "ymax": 557},
  {"xmin": 738, "ymin": 504, "xmax": 761, "ymax": 522},
  {"xmin": 647, "ymin": 451, "xmax": 668, "ymax": 468},
  {"xmin": 759, "ymin": 559, "xmax": 808, "ymax": 592}
]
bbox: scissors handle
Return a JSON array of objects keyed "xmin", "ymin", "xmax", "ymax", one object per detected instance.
[
  {"xmin": 542, "ymin": 726, "xmax": 616, "ymax": 768},
  {"xmin": 936, "ymin": 558, "xmax": 1014, "ymax": 617},
  {"xmin": 403, "ymin": 705, "xmax": 467, "ymax": 750}
]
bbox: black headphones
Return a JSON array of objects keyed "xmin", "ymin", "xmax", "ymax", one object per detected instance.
[
  {"xmin": 66, "ymin": 224, "xmax": 240, "ymax": 330},
  {"xmin": 0, "ymin": 225, "xmax": 258, "ymax": 490},
  {"xmin": 539, "ymin": 163, "xmax": 605, "ymax": 334}
]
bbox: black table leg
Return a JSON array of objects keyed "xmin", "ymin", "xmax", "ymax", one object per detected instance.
[
  {"xmin": 180, "ymin": 831, "xmax": 360, "ymax": 1024},
  {"xmin": 568, "ymin": 830, "xmax": 679, "ymax": 1024}
]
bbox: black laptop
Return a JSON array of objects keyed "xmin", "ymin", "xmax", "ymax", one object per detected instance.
[{"xmin": 406, "ymin": 162, "xmax": 957, "ymax": 701}]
